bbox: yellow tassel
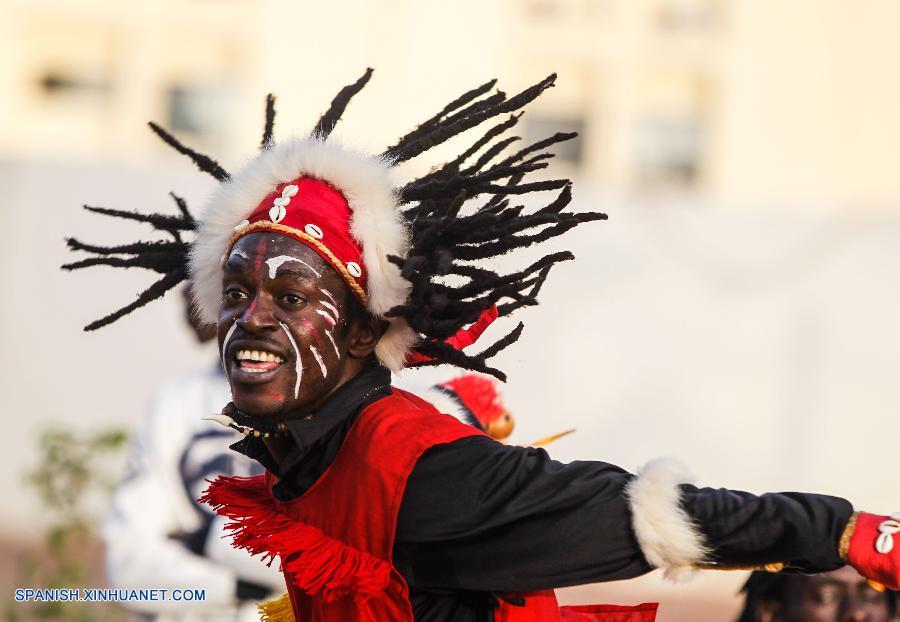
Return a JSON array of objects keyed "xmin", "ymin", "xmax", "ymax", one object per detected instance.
[{"xmin": 258, "ymin": 592, "xmax": 295, "ymax": 622}]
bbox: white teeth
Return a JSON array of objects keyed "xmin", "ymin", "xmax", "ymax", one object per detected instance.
[{"xmin": 234, "ymin": 349, "xmax": 284, "ymax": 364}]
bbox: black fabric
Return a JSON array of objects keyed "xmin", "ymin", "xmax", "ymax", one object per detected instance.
[
  {"xmin": 681, "ymin": 485, "xmax": 854, "ymax": 571},
  {"xmin": 394, "ymin": 437, "xmax": 651, "ymax": 592},
  {"xmin": 230, "ymin": 368, "xmax": 854, "ymax": 622}
]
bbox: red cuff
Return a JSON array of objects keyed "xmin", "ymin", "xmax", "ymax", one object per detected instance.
[{"xmin": 848, "ymin": 512, "xmax": 900, "ymax": 590}]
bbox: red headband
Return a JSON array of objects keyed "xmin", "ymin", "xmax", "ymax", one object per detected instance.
[{"xmin": 229, "ymin": 176, "xmax": 368, "ymax": 304}]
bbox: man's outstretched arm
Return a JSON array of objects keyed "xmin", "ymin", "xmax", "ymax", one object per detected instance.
[{"xmin": 394, "ymin": 436, "xmax": 854, "ymax": 592}]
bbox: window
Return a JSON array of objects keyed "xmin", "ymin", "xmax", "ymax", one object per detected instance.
[
  {"xmin": 632, "ymin": 116, "xmax": 704, "ymax": 188},
  {"xmin": 522, "ymin": 115, "xmax": 586, "ymax": 167},
  {"xmin": 166, "ymin": 84, "xmax": 231, "ymax": 137}
]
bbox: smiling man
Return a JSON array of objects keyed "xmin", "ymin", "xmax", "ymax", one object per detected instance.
[{"xmin": 67, "ymin": 71, "xmax": 900, "ymax": 622}]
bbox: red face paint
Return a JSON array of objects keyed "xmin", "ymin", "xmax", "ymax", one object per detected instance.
[
  {"xmin": 244, "ymin": 236, "xmax": 269, "ymax": 317},
  {"xmin": 300, "ymin": 317, "xmax": 325, "ymax": 350}
]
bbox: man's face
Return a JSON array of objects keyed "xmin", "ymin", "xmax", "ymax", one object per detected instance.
[
  {"xmin": 218, "ymin": 232, "xmax": 368, "ymax": 418},
  {"xmin": 773, "ymin": 566, "xmax": 892, "ymax": 622}
]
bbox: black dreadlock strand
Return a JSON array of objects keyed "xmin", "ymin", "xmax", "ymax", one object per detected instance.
[
  {"xmin": 261, "ymin": 94, "xmax": 276, "ymax": 150},
  {"xmin": 147, "ymin": 122, "xmax": 230, "ymax": 182},
  {"xmin": 80, "ymin": 268, "xmax": 187, "ymax": 332},
  {"xmin": 384, "ymin": 74, "xmax": 556, "ymax": 164},
  {"xmin": 383, "ymin": 79, "xmax": 498, "ymax": 158},
  {"xmin": 63, "ymin": 194, "xmax": 195, "ymax": 331},
  {"xmin": 312, "ymin": 68, "xmax": 374, "ymax": 140}
]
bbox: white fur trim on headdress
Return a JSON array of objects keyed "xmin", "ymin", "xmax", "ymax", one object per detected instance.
[
  {"xmin": 625, "ymin": 458, "xmax": 710, "ymax": 581},
  {"xmin": 189, "ymin": 137, "xmax": 414, "ymax": 370}
]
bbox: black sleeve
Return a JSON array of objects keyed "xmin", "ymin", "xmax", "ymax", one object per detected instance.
[
  {"xmin": 681, "ymin": 484, "xmax": 853, "ymax": 571},
  {"xmin": 393, "ymin": 436, "xmax": 854, "ymax": 593},
  {"xmin": 393, "ymin": 435, "xmax": 651, "ymax": 592}
]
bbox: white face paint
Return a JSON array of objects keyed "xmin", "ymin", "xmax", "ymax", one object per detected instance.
[
  {"xmin": 318, "ymin": 300, "xmax": 340, "ymax": 320},
  {"xmin": 324, "ymin": 329, "xmax": 341, "ymax": 359},
  {"xmin": 221, "ymin": 320, "xmax": 238, "ymax": 375},
  {"xmin": 230, "ymin": 249, "xmax": 249, "ymax": 261},
  {"xmin": 319, "ymin": 288, "xmax": 337, "ymax": 305},
  {"xmin": 309, "ymin": 345, "xmax": 327, "ymax": 378},
  {"xmin": 316, "ymin": 309, "xmax": 336, "ymax": 326},
  {"xmin": 279, "ymin": 322, "xmax": 303, "ymax": 399},
  {"xmin": 265, "ymin": 255, "xmax": 322, "ymax": 280}
]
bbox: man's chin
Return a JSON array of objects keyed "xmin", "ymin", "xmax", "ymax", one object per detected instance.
[{"xmin": 231, "ymin": 386, "xmax": 288, "ymax": 418}]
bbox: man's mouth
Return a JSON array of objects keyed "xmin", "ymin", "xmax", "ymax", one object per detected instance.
[{"xmin": 234, "ymin": 349, "xmax": 286, "ymax": 373}]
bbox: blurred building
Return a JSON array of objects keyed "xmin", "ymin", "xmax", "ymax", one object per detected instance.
[{"xmin": 3, "ymin": 0, "xmax": 900, "ymax": 206}]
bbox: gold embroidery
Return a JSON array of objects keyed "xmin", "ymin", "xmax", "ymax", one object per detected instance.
[
  {"xmin": 695, "ymin": 562, "xmax": 786, "ymax": 573},
  {"xmin": 839, "ymin": 512, "xmax": 859, "ymax": 561}
]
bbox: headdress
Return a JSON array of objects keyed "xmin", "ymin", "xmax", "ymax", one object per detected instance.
[{"xmin": 64, "ymin": 69, "xmax": 606, "ymax": 380}]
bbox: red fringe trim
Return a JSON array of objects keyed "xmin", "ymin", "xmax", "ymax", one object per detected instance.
[{"xmin": 200, "ymin": 475, "xmax": 391, "ymax": 604}]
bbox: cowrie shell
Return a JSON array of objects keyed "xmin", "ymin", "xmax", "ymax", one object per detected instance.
[
  {"xmin": 273, "ymin": 196, "xmax": 291, "ymax": 207},
  {"xmin": 305, "ymin": 224, "xmax": 324, "ymax": 239},
  {"xmin": 346, "ymin": 261, "xmax": 362, "ymax": 278},
  {"xmin": 233, "ymin": 219, "xmax": 250, "ymax": 232},
  {"xmin": 876, "ymin": 532, "xmax": 894, "ymax": 554},
  {"xmin": 282, "ymin": 184, "xmax": 299, "ymax": 198},
  {"xmin": 269, "ymin": 205, "xmax": 287, "ymax": 223},
  {"xmin": 880, "ymin": 519, "xmax": 900, "ymax": 534}
]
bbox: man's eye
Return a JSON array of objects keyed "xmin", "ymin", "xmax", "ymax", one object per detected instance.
[
  {"xmin": 224, "ymin": 288, "xmax": 247, "ymax": 301},
  {"xmin": 281, "ymin": 293, "xmax": 305, "ymax": 306},
  {"xmin": 810, "ymin": 586, "xmax": 843, "ymax": 606}
]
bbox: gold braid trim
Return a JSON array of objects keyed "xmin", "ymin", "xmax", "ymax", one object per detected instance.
[
  {"xmin": 695, "ymin": 562, "xmax": 786, "ymax": 573},
  {"xmin": 257, "ymin": 592, "xmax": 295, "ymax": 622},
  {"xmin": 230, "ymin": 220, "xmax": 369, "ymax": 305},
  {"xmin": 839, "ymin": 511, "xmax": 859, "ymax": 562}
]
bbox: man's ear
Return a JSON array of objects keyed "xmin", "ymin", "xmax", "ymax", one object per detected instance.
[{"xmin": 347, "ymin": 315, "xmax": 386, "ymax": 359}]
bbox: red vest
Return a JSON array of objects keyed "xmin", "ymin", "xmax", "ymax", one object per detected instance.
[{"xmin": 202, "ymin": 388, "xmax": 657, "ymax": 622}]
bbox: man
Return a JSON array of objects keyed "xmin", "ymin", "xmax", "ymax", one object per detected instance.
[
  {"xmin": 737, "ymin": 567, "xmax": 897, "ymax": 622},
  {"xmin": 66, "ymin": 70, "xmax": 900, "ymax": 622}
]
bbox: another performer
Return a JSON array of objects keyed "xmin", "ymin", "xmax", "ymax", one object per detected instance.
[
  {"xmin": 65, "ymin": 70, "xmax": 900, "ymax": 622},
  {"xmin": 420, "ymin": 374, "xmax": 515, "ymax": 441},
  {"xmin": 736, "ymin": 568, "xmax": 897, "ymax": 622}
]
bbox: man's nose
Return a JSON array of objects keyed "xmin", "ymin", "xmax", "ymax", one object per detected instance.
[
  {"xmin": 240, "ymin": 292, "xmax": 277, "ymax": 332},
  {"xmin": 839, "ymin": 599, "xmax": 869, "ymax": 622}
]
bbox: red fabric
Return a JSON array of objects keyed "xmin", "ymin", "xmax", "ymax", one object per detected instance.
[
  {"xmin": 406, "ymin": 305, "xmax": 500, "ymax": 365},
  {"xmin": 494, "ymin": 592, "xmax": 657, "ymax": 622},
  {"xmin": 234, "ymin": 176, "xmax": 367, "ymax": 301},
  {"xmin": 202, "ymin": 388, "xmax": 659, "ymax": 621},
  {"xmin": 560, "ymin": 604, "xmax": 659, "ymax": 622},
  {"xmin": 200, "ymin": 476, "xmax": 391, "ymax": 603},
  {"xmin": 440, "ymin": 374, "xmax": 505, "ymax": 425},
  {"xmin": 848, "ymin": 512, "xmax": 900, "ymax": 589}
]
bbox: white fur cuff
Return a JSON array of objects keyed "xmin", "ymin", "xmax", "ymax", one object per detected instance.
[{"xmin": 625, "ymin": 458, "xmax": 710, "ymax": 581}]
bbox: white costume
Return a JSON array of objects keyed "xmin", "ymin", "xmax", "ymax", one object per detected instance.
[{"xmin": 104, "ymin": 365, "xmax": 283, "ymax": 621}]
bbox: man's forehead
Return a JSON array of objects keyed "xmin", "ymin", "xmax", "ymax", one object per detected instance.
[
  {"xmin": 808, "ymin": 566, "xmax": 868, "ymax": 586},
  {"xmin": 230, "ymin": 232, "xmax": 323, "ymax": 262},
  {"xmin": 224, "ymin": 231, "xmax": 342, "ymax": 287}
]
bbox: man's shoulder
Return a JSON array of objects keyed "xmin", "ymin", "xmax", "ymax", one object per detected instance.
[{"xmin": 354, "ymin": 388, "xmax": 484, "ymax": 447}]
